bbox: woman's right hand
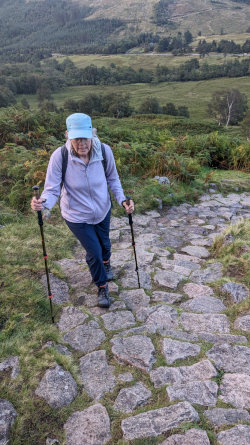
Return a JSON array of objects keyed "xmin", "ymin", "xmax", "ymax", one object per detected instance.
[{"xmin": 31, "ymin": 197, "xmax": 44, "ymax": 211}]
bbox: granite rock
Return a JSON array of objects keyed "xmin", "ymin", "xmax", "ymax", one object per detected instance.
[{"xmin": 64, "ymin": 403, "xmax": 111, "ymax": 445}]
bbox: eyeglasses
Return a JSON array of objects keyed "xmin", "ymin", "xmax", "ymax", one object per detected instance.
[{"xmin": 73, "ymin": 138, "xmax": 91, "ymax": 143}]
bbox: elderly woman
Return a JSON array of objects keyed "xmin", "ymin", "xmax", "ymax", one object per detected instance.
[{"xmin": 31, "ymin": 113, "xmax": 134, "ymax": 308}]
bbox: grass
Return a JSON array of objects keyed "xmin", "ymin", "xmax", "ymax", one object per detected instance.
[
  {"xmin": 18, "ymin": 75, "xmax": 250, "ymax": 120},
  {"xmin": 51, "ymin": 53, "xmax": 249, "ymax": 70}
]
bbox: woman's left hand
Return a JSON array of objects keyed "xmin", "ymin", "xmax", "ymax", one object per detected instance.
[{"xmin": 122, "ymin": 199, "xmax": 134, "ymax": 214}]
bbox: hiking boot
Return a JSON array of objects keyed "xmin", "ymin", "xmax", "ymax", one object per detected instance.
[
  {"xmin": 98, "ymin": 285, "xmax": 110, "ymax": 308},
  {"xmin": 103, "ymin": 260, "xmax": 114, "ymax": 281}
]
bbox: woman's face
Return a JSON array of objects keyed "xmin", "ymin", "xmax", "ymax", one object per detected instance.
[{"xmin": 71, "ymin": 138, "xmax": 92, "ymax": 158}]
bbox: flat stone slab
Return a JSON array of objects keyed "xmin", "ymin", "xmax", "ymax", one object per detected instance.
[
  {"xmin": 159, "ymin": 428, "xmax": 210, "ymax": 445},
  {"xmin": 234, "ymin": 314, "xmax": 250, "ymax": 332},
  {"xmin": 181, "ymin": 245, "xmax": 210, "ymax": 258},
  {"xmin": 162, "ymin": 338, "xmax": 200, "ymax": 364},
  {"xmin": 0, "ymin": 356, "xmax": 19, "ymax": 379},
  {"xmin": 161, "ymin": 329, "xmax": 199, "ymax": 342},
  {"xmin": 198, "ymin": 332, "xmax": 247, "ymax": 344},
  {"xmin": 101, "ymin": 311, "xmax": 136, "ymax": 331},
  {"xmin": 180, "ymin": 313, "xmax": 230, "ymax": 333},
  {"xmin": 183, "ymin": 283, "xmax": 214, "ymax": 298},
  {"xmin": 79, "ymin": 350, "xmax": 116, "ymax": 400},
  {"xmin": 152, "ymin": 291, "xmax": 184, "ymax": 304},
  {"xmin": 190, "ymin": 262, "xmax": 223, "ymax": 284},
  {"xmin": 154, "ymin": 269, "xmax": 185, "ymax": 289},
  {"xmin": 221, "ymin": 282, "xmax": 249, "ymax": 303},
  {"xmin": 204, "ymin": 408, "xmax": 250, "ymax": 427},
  {"xmin": 64, "ymin": 321, "xmax": 105, "ymax": 353},
  {"xmin": 167, "ymin": 380, "xmax": 218, "ymax": 406},
  {"xmin": 111, "ymin": 335, "xmax": 156, "ymax": 372},
  {"xmin": 143, "ymin": 305, "xmax": 179, "ymax": 334},
  {"xmin": 217, "ymin": 425, "xmax": 250, "ymax": 445},
  {"xmin": 206, "ymin": 344, "xmax": 250, "ymax": 375},
  {"xmin": 181, "ymin": 295, "xmax": 226, "ymax": 313},
  {"xmin": 173, "ymin": 253, "xmax": 203, "ymax": 264},
  {"xmin": 191, "ymin": 238, "xmax": 213, "ymax": 247},
  {"xmin": 57, "ymin": 306, "xmax": 88, "ymax": 332},
  {"xmin": 119, "ymin": 289, "xmax": 150, "ymax": 312},
  {"xmin": 64, "ymin": 403, "xmax": 111, "ymax": 445},
  {"xmin": 156, "ymin": 259, "xmax": 193, "ymax": 277},
  {"xmin": 121, "ymin": 268, "xmax": 152, "ymax": 290},
  {"xmin": 219, "ymin": 373, "xmax": 250, "ymax": 409},
  {"xmin": 41, "ymin": 273, "xmax": 70, "ymax": 304},
  {"xmin": 35, "ymin": 365, "xmax": 77, "ymax": 409},
  {"xmin": 113, "ymin": 382, "xmax": 152, "ymax": 413},
  {"xmin": 121, "ymin": 401, "xmax": 199, "ymax": 440},
  {"xmin": 150, "ymin": 360, "xmax": 217, "ymax": 388},
  {"xmin": 0, "ymin": 399, "xmax": 17, "ymax": 445}
]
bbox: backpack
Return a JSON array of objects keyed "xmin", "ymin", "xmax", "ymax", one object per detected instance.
[{"xmin": 60, "ymin": 143, "xmax": 112, "ymax": 205}]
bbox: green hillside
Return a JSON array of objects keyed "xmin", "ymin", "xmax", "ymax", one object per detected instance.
[{"xmin": 0, "ymin": 0, "xmax": 249, "ymax": 62}]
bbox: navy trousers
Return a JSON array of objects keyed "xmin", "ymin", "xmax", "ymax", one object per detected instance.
[{"xmin": 65, "ymin": 210, "xmax": 111, "ymax": 287}]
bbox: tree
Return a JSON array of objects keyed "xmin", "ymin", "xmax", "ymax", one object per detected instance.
[
  {"xmin": 207, "ymin": 89, "xmax": 248, "ymax": 127},
  {"xmin": 138, "ymin": 97, "xmax": 161, "ymax": 114},
  {"xmin": 241, "ymin": 111, "xmax": 250, "ymax": 138},
  {"xmin": 102, "ymin": 93, "xmax": 133, "ymax": 118},
  {"xmin": 162, "ymin": 102, "xmax": 178, "ymax": 116},
  {"xmin": 178, "ymin": 105, "xmax": 190, "ymax": 117}
]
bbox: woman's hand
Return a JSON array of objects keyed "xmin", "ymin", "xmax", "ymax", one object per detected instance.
[
  {"xmin": 31, "ymin": 197, "xmax": 45, "ymax": 211},
  {"xmin": 122, "ymin": 199, "xmax": 134, "ymax": 214}
]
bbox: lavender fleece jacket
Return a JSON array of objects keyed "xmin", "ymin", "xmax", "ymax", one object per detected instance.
[{"xmin": 41, "ymin": 137, "xmax": 126, "ymax": 224}]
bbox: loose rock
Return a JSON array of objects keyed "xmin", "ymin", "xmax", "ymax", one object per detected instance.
[
  {"xmin": 0, "ymin": 356, "xmax": 19, "ymax": 379},
  {"xmin": 152, "ymin": 291, "xmax": 184, "ymax": 304},
  {"xmin": 221, "ymin": 282, "xmax": 249, "ymax": 303},
  {"xmin": 35, "ymin": 365, "xmax": 77, "ymax": 409},
  {"xmin": 0, "ymin": 399, "xmax": 17, "ymax": 445},
  {"xmin": 64, "ymin": 403, "xmax": 111, "ymax": 445},
  {"xmin": 190, "ymin": 262, "xmax": 223, "ymax": 284}
]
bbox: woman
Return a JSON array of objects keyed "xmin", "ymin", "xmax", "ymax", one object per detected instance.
[{"xmin": 31, "ymin": 113, "xmax": 134, "ymax": 308}]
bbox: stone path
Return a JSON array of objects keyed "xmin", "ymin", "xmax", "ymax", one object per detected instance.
[{"xmin": 1, "ymin": 192, "xmax": 250, "ymax": 444}]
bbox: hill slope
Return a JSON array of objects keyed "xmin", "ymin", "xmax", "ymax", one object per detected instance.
[{"xmin": 0, "ymin": 0, "xmax": 249, "ymax": 61}]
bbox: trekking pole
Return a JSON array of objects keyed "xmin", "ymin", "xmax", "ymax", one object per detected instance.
[
  {"xmin": 32, "ymin": 186, "xmax": 55, "ymax": 323},
  {"xmin": 126, "ymin": 196, "xmax": 140, "ymax": 289}
]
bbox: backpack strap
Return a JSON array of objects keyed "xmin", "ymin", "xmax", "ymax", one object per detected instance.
[
  {"xmin": 101, "ymin": 143, "xmax": 113, "ymax": 208},
  {"xmin": 101, "ymin": 143, "xmax": 107, "ymax": 175},
  {"xmin": 61, "ymin": 144, "xmax": 68, "ymax": 189}
]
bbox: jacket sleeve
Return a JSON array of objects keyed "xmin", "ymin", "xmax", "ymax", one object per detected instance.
[
  {"xmin": 103, "ymin": 144, "xmax": 126, "ymax": 205},
  {"xmin": 40, "ymin": 147, "xmax": 63, "ymax": 210}
]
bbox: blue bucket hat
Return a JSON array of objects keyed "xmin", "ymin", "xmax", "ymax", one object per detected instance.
[{"xmin": 66, "ymin": 113, "xmax": 93, "ymax": 139}]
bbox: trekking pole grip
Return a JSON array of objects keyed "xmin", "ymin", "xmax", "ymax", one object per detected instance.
[
  {"xmin": 126, "ymin": 196, "xmax": 133, "ymax": 225},
  {"xmin": 32, "ymin": 185, "xmax": 43, "ymax": 226}
]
